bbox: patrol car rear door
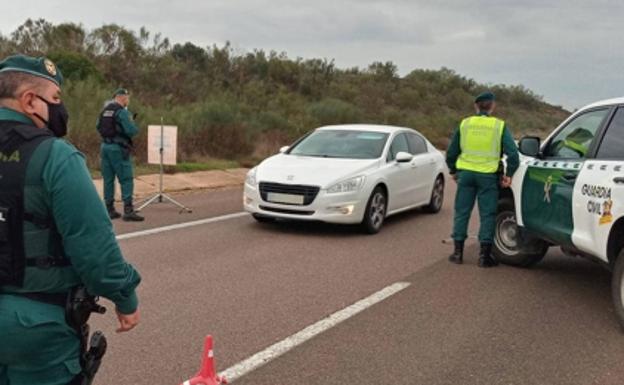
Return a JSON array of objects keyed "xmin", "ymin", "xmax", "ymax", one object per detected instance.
[
  {"xmin": 572, "ymin": 106, "xmax": 624, "ymax": 262},
  {"xmin": 521, "ymin": 108, "xmax": 611, "ymax": 247}
]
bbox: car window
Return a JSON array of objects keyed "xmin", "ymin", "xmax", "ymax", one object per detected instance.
[
  {"xmin": 387, "ymin": 133, "xmax": 410, "ymax": 162},
  {"xmin": 544, "ymin": 108, "xmax": 610, "ymax": 159},
  {"xmin": 407, "ymin": 133, "xmax": 427, "ymax": 155},
  {"xmin": 289, "ymin": 130, "xmax": 389, "ymax": 159},
  {"xmin": 597, "ymin": 107, "xmax": 624, "ymax": 159}
]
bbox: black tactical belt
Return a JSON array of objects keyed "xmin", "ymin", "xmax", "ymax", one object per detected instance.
[
  {"xmin": 25, "ymin": 256, "xmax": 72, "ymax": 269},
  {"xmin": 8, "ymin": 292, "xmax": 67, "ymax": 307}
]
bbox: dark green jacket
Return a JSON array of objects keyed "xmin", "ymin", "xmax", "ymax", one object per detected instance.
[
  {"xmin": 1, "ymin": 107, "xmax": 140, "ymax": 314},
  {"xmin": 446, "ymin": 112, "xmax": 520, "ymax": 177}
]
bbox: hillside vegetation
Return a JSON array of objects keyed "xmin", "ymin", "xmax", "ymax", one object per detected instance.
[{"xmin": 0, "ymin": 19, "xmax": 570, "ymax": 169}]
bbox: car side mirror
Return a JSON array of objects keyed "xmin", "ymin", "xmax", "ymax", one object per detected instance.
[
  {"xmin": 395, "ymin": 152, "xmax": 413, "ymax": 163},
  {"xmin": 519, "ymin": 136, "xmax": 541, "ymax": 157},
  {"xmin": 279, "ymin": 146, "xmax": 290, "ymax": 154}
]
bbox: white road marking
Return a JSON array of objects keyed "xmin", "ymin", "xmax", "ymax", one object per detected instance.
[
  {"xmin": 219, "ymin": 281, "xmax": 411, "ymax": 382},
  {"xmin": 116, "ymin": 212, "xmax": 248, "ymax": 240}
]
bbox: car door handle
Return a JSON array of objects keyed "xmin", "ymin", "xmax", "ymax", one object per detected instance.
[
  {"xmin": 614, "ymin": 177, "xmax": 624, "ymax": 184},
  {"xmin": 561, "ymin": 173, "xmax": 577, "ymax": 182}
]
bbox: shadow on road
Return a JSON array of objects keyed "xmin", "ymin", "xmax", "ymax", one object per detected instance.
[{"xmin": 245, "ymin": 206, "xmax": 450, "ymax": 237}]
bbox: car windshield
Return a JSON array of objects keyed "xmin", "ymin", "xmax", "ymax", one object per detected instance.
[{"xmin": 289, "ymin": 130, "xmax": 389, "ymax": 159}]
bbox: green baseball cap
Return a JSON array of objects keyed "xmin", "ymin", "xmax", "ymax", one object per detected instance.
[
  {"xmin": 475, "ymin": 91, "xmax": 495, "ymax": 103},
  {"xmin": 114, "ymin": 88, "xmax": 129, "ymax": 97},
  {"xmin": 0, "ymin": 54, "xmax": 64, "ymax": 86}
]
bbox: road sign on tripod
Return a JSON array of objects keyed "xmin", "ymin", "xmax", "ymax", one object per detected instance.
[{"xmin": 137, "ymin": 118, "xmax": 192, "ymax": 214}]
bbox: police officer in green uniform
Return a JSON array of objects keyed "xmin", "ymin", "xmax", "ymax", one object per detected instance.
[
  {"xmin": 446, "ymin": 92, "xmax": 520, "ymax": 267},
  {"xmin": 0, "ymin": 55, "xmax": 141, "ymax": 385},
  {"xmin": 97, "ymin": 88, "xmax": 143, "ymax": 221}
]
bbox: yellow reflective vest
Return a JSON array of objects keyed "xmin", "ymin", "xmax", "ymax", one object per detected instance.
[{"xmin": 456, "ymin": 115, "xmax": 505, "ymax": 174}]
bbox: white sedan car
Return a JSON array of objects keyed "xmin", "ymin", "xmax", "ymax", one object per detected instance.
[{"xmin": 244, "ymin": 124, "xmax": 447, "ymax": 233}]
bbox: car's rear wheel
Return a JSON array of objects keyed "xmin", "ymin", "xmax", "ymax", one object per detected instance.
[
  {"xmin": 252, "ymin": 213, "xmax": 276, "ymax": 223},
  {"xmin": 361, "ymin": 186, "xmax": 387, "ymax": 234},
  {"xmin": 612, "ymin": 249, "xmax": 624, "ymax": 331},
  {"xmin": 424, "ymin": 175, "xmax": 444, "ymax": 214},
  {"xmin": 493, "ymin": 198, "xmax": 549, "ymax": 267}
]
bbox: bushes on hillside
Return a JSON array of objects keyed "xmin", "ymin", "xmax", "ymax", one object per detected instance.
[{"xmin": 0, "ymin": 19, "xmax": 570, "ymax": 168}]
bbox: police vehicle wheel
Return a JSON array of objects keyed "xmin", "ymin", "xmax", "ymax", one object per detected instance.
[
  {"xmin": 424, "ymin": 175, "xmax": 445, "ymax": 214},
  {"xmin": 611, "ymin": 249, "xmax": 624, "ymax": 331},
  {"xmin": 361, "ymin": 187, "xmax": 387, "ymax": 234},
  {"xmin": 252, "ymin": 213, "xmax": 276, "ymax": 223},
  {"xmin": 493, "ymin": 198, "xmax": 548, "ymax": 267}
]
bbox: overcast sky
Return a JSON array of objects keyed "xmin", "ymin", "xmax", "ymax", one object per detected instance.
[{"xmin": 2, "ymin": 0, "xmax": 623, "ymax": 110}]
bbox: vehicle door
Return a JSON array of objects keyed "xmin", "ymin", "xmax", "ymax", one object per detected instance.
[
  {"xmin": 573, "ymin": 106, "xmax": 624, "ymax": 261},
  {"xmin": 406, "ymin": 132, "xmax": 435, "ymax": 205},
  {"xmin": 521, "ymin": 107, "xmax": 611, "ymax": 246},
  {"xmin": 384, "ymin": 133, "xmax": 415, "ymax": 211}
]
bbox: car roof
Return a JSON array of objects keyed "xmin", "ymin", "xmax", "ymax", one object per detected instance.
[
  {"xmin": 581, "ymin": 96, "xmax": 624, "ymax": 111},
  {"xmin": 315, "ymin": 124, "xmax": 418, "ymax": 134}
]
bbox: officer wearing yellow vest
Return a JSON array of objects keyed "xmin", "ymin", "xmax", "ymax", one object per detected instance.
[
  {"xmin": 0, "ymin": 55, "xmax": 141, "ymax": 384},
  {"xmin": 97, "ymin": 88, "xmax": 144, "ymax": 221},
  {"xmin": 446, "ymin": 92, "xmax": 519, "ymax": 267}
]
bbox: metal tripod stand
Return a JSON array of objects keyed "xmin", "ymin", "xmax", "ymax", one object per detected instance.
[{"xmin": 136, "ymin": 118, "xmax": 192, "ymax": 214}]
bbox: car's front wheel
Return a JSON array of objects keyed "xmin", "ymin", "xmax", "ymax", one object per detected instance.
[
  {"xmin": 611, "ymin": 249, "xmax": 624, "ymax": 331},
  {"xmin": 361, "ymin": 186, "xmax": 387, "ymax": 234},
  {"xmin": 493, "ymin": 198, "xmax": 549, "ymax": 267}
]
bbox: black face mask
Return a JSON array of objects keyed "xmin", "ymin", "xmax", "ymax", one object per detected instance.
[{"xmin": 35, "ymin": 95, "xmax": 69, "ymax": 138}]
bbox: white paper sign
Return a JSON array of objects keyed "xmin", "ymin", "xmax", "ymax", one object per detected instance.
[{"xmin": 147, "ymin": 125, "xmax": 178, "ymax": 165}]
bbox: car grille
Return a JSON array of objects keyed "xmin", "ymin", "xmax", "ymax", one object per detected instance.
[
  {"xmin": 259, "ymin": 206, "xmax": 315, "ymax": 216},
  {"xmin": 259, "ymin": 182, "xmax": 320, "ymax": 206}
]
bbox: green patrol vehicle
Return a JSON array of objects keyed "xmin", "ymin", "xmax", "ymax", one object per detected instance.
[{"xmin": 494, "ymin": 97, "xmax": 624, "ymax": 328}]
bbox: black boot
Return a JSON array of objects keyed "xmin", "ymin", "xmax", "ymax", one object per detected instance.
[
  {"xmin": 478, "ymin": 243, "xmax": 498, "ymax": 268},
  {"xmin": 448, "ymin": 241, "xmax": 464, "ymax": 264},
  {"xmin": 123, "ymin": 204, "xmax": 144, "ymax": 222},
  {"xmin": 106, "ymin": 202, "xmax": 121, "ymax": 220}
]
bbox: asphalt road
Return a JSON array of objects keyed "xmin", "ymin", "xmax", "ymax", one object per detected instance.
[{"xmin": 90, "ymin": 182, "xmax": 624, "ymax": 385}]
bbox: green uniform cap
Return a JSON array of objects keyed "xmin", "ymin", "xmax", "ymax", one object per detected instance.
[
  {"xmin": 475, "ymin": 91, "xmax": 495, "ymax": 103},
  {"xmin": 114, "ymin": 88, "xmax": 129, "ymax": 96},
  {"xmin": 0, "ymin": 54, "xmax": 63, "ymax": 86}
]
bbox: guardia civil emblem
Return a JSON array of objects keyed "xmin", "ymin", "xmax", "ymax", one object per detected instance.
[
  {"xmin": 544, "ymin": 175, "xmax": 553, "ymax": 204},
  {"xmin": 44, "ymin": 58, "xmax": 57, "ymax": 76},
  {"xmin": 600, "ymin": 199, "xmax": 614, "ymax": 225}
]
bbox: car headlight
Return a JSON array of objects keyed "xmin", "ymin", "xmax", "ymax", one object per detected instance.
[
  {"xmin": 246, "ymin": 168, "xmax": 258, "ymax": 186},
  {"xmin": 327, "ymin": 176, "xmax": 365, "ymax": 194}
]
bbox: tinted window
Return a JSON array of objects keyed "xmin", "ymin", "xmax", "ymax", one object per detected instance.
[
  {"xmin": 387, "ymin": 133, "xmax": 410, "ymax": 162},
  {"xmin": 289, "ymin": 130, "xmax": 389, "ymax": 159},
  {"xmin": 597, "ymin": 108, "xmax": 624, "ymax": 159},
  {"xmin": 407, "ymin": 133, "xmax": 427, "ymax": 155},
  {"xmin": 544, "ymin": 109, "xmax": 609, "ymax": 159}
]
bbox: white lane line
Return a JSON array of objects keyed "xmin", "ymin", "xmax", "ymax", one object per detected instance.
[
  {"xmin": 116, "ymin": 212, "xmax": 248, "ymax": 240},
  {"xmin": 219, "ymin": 281, "xmax": 411, "ymax": 382}
]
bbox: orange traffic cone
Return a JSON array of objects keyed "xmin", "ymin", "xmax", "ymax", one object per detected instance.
[{"xmin": 179, "ymin": 335, "xmax": 227, "ymax": 385}]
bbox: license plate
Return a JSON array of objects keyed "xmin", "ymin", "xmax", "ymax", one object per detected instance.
[{"xmin": 267, "ymin": 192, "xmax": 305, "ymax": 205}]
